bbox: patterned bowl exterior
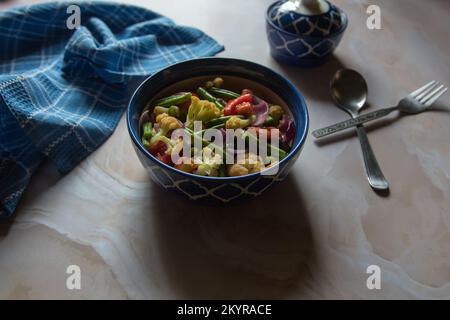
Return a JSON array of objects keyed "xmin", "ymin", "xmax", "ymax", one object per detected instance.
[
  {"xmin": 269, "ymin": 0, "xmax": 345, "ymax": 37},
  {"xmin": 266, "ymin": 1, "xmax": 348, "ymax": 67},
  {"xmin": 127, "ymin": 58, "xmax": 309, "ymax": 203}
]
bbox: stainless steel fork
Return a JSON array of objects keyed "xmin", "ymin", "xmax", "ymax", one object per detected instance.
[{"xmin": 313, "ymin": 81, "xmax": 448, "ymax": 138}]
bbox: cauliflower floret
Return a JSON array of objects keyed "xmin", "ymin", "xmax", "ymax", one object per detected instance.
[
  {"xmin": 243, "ymin": 153, "xmax": 264, "ymax": 173},
  {"xmin": 225, "ymin": 115, "xmax": 254, "ymax": 129},
  {"xmin": 160, "ymin": 115, "xmax": 181, "ymax": 133},
  {"xmin": 229, "ymin": 153, "xmax": 264, "ymax": 176},
  {"xmin": 228, "ymin": 164, "xmax": 249, "ymax": 176},
  {"xmin": 193, "ymin": 147, "xmax": 223, "ymax": 177},
  {"xmin": 186, "ymin": 96, "xmax": 221, "ymax": 128},
  {"xmin": 155, "ymin": 112, "xmax": 169, "ymax": 123},
  {"xmin": 149, "ymin": 114, "xmax": 181, "ymax": 147}
]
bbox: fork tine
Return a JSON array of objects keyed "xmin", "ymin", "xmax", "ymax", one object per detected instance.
[
  {"xmin": 410, "ymin": 80, "xmax": 436, "ymax": 98},
  {"xmin": 420, "ymin": 84, "xmax": 444, "ymax": 103},
  {"xmin": 424, "ymin": 87, "xmax": 448, "ymax": 107},
  {"xmin": 416, "ymin": 82, "xmax": 441, "ymax": 101}
]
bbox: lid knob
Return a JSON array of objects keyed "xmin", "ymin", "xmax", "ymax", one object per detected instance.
[{"xmin": 293, "ymin": 0, "xmax": 330, "ymax": 15}]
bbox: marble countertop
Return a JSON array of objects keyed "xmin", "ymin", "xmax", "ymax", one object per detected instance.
[{"xmin": 1, "ymin": 0, "xmax": 449, "ymax": 299}]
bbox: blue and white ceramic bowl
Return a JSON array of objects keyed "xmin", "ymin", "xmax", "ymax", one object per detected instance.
[
  {"xmin": 127, "ymin": 58, "xmax": 309, "ymax": 203},
  {"xmin": 266, "ymin": 0, "xmax": 348, "ymax": 66}
]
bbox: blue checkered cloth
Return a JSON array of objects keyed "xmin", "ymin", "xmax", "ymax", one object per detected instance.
[{"xmin": 0, "ymin": 1, "xmax": 224, "ymax": 218}]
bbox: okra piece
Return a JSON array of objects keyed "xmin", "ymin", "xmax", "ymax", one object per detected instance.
[
  {"xmin": 154, "ymin": 92, "xmax": 192, "ymax": 107},
  {"xmin": 209, "ymin": 87, "xmax": 240, "ymax": 100},
  {"xmin": 197, "ymin": 87, "xmax": 225, "ymax": 109},
  {"xmin": 142, "ymin": 122, "xmax": 153, "ymax": 140}
]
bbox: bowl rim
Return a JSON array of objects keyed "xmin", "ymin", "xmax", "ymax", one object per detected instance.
[
  {"xmin": 266, "ymin": 0, "xmax": 348, "ymax": 40},
  {"xmin": 126, "ymin": 57, "xmax": 309, "ymax": 181}
]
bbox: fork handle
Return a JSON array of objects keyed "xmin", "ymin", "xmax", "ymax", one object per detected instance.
[{"xmin": 312, "ymin": 107, "xmax": 398, "ymax": 138}]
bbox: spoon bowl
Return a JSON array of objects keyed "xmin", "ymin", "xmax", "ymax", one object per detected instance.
[{"xmin": 330, "ymin": 69, "xmax": 368, "ymax": 117}]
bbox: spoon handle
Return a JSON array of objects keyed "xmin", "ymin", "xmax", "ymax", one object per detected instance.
[
  {"xmin": 312, "ymin": 107, "xmax": 397, "ymax": 138},
  {"xmin": 356, "ymin": 125, "xmax": 389, "ymax": 190}
]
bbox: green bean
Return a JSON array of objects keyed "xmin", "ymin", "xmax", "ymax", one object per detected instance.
[
  {"xmin": 142, "ymin": 122, "xmax": 153, "ymax": 140},
  {"xmin": 197, "ymin": 87, "xmax": 215, "ymax": 101},
  {"xmin": 199, "ymin": 123, "xmax": 225, "ymax": 134},
  {"xmin": 209, "ymin": 87, "xmax": 240, "ymax": 100},
  {"xmin": 206, "ymin": 115, "xmax": 243, "ymax": 127},
  {"xmin": 154, "ymin": 92, "xmax": 192, "ymax": 107},
  {"xmin": 142, "ymin": 137, "xmax": 150, "ymax": 149},
  {"xmin": 197, "ymin": 87, "xmax": 225, "ymax": 109}
]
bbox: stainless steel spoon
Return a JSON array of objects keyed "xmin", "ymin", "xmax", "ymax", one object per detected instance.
[
  {"xmin": 330, "ymin": 69, "xmax": 389, "ymax": 190},
  {"xmin": 313, "ymin": 80, "xmax": 448, "ymax": 138}
]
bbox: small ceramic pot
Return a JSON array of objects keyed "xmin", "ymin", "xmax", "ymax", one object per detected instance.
[{"xmin": 266, "ymin": 0, "xmax": 348, "ymax": 67}]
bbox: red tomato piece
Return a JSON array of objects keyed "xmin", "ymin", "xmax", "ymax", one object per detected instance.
[
  {"xmin": 223, "ymin": 104, "xmax": 237, "ymax": 116},
  {"xmin": 231, "ymin": 93, "xmax": 253, "ymax": 106},
  {"xmin": 147, "ymin": 140, "xmax": 167, "ymax": 156},
  {"xmin": 157, "ymin": 153, "xmax": 173, "ymax": 166},
  {"xmin": 235, "ymin": 101, "xmax": 254, "ymax": 117},
  {"xmin": 224, "ymin": 93, "xmax": 253, "ymax": 116}
]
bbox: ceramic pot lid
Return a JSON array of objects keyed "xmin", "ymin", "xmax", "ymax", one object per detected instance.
[{"xmin": 269, "ymin": 0, "xmax": 346, "ymax": 37}]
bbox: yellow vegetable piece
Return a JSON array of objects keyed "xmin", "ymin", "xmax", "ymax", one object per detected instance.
[{"xmin": 186, "ymin": 96, "xmax": 221, "ymax": 127}]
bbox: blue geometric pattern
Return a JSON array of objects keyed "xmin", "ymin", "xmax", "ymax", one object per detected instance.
[
  {"xmin": 267, "ymin": 29, "xmax": 337, "ymax": 58},
  {"xmin": 0, "ymin": 1, "xmax": 224, "ymax": 218},
  {"xmin": 134, "ymin": 142, "xmax": 301, "ymax": 203},
  {"xmin": 265, "ymin": 1, "xmax": 347, "ymax": 66},
  {"xmin": 269, "ymin": 0, "xmax": 345, "ymax": 37}
]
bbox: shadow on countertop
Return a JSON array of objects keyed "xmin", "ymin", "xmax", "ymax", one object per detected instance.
[
  {"xmin": 146, "ymin": 174, "xmax": 317, "ymax": 299},
  {"xmin": 274, "ymin": 55, "xmax": 346, "ymax": 104},
  {"xmin": 0, "ymin": 217, "xmax": 14, "ymax": 237}
]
